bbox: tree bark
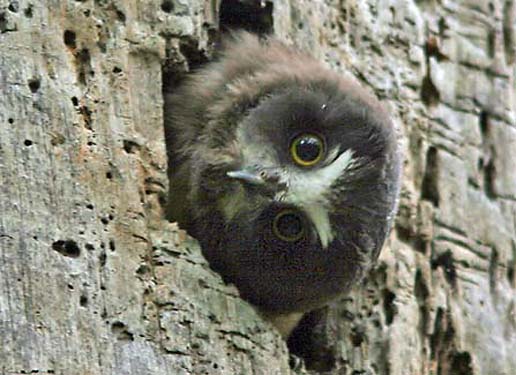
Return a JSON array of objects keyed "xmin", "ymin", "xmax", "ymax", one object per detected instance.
[{"xmin": 0, "ymin": 1, "xmax": 514, "ymax": 374}]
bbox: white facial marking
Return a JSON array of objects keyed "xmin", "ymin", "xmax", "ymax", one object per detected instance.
[
  {"xmin": 277, "ymin": 149, "xmax": 355, "ymax": 248},
  {"xmin": 305, "ymin": 205, "xmax": 334, "ymax": 248}
]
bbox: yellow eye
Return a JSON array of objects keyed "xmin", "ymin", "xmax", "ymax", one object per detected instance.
[
  {"xmin": 272, "ymin": 210, "xmax": 305, "ymax": 242},
  {"xmin": 290, "ymin": 133, "xmax": 324, "ymax": 167}
]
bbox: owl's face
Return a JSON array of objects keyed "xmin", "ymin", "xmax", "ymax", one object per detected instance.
[
  {"xmin": 199, "ymin": 86, "xmax": 398, "ymax": 312},
  {"xmin": 220, "ymin": 87, "xmax": 389, "ymax": 246}
]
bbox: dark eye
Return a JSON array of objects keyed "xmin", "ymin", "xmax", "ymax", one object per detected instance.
[
  {"xmin": 272, "ymin": 210, "xmax": 305, "ymax": 242},
  {"xmin": 290, "ymin": 133, "xmax": 324, "ymax": 167}
]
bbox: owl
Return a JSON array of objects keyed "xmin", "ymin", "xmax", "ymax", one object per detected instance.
[{"xmin": 164, "ymin": 32, "xmax": 402, "ymax": 336}]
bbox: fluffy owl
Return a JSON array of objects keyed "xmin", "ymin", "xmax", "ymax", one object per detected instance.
[{"xmin": 164, "ymin": 32, "xmax": 402, "ymax": 336}]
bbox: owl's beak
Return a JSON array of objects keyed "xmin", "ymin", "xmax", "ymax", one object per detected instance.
[{"xmin": 227, "ymin": 169, "xmax": 265, "ymax": 185}]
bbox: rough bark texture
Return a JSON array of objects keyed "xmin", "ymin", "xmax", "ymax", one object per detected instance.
[{"xmin": 0, "ymin": 1, "xmax": 514, "ymax": 375}]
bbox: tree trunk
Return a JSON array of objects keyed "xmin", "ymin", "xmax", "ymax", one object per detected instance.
[{"xmin": 0, "ymin": 1, "xmax": 514, "ymax": 374}]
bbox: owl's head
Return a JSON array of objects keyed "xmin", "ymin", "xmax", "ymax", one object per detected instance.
[
  {"xmin": 220, "ymin": 85, "xmax": 395, "ymax": 251},
  {"xmin": 168, "ymin": 32, "xmax": 402, "ymax": 313}
]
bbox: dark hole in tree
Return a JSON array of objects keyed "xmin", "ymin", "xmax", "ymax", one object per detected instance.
[
  {"xmin": 432, "ymin": 250, "xmax": 457, "ymax": 287},
  {"xmin": 28, "ymin": 78, "xmax": 40, "ymax": 93},
  {"xmin": 421, "ymin": 146, "xmax": 440, "ymax": 206},
  {"xmin": 503, "ymin": 2, "xmax": 515, "ymax": 65},
  {"xmin": 451, "ymin": 351, "xmax": 474, "ymax": 375},
  {"xmin": 508, "ymin": 263, "xmax": 514, "ymax": 284},
  {"xmin": 383, "ymin": 289, "xmax": 396, "ymax": 325},
  {"xmin": 484, "ymin": 159, "xmax": 496, "ymax": 199},
  {"xmin": 24, "ymin": 5, "xmax": 32, "ymax": 18},
  {"xmin": 487, "ymin": 29, "xmax": 496, "ymax": 59},
  {"xmin": 0, "ymin": 13, "xmax": 8, "ymax": 34},
  {"xmin": 24, "ymin": 139, "xmax": 33, "ymax": 147},
  {"xmin": 64, "ymin": 30, "xmax": 77, "ymax": 49},
  {"xmin": 421, "ymin": 75, "xmax": 440, "ymax": 107},
  {"xmin": 52, "ymin": 240, "xmax": 81, "ymax": 258},
  {"xmin": 111, "ymin": 321, "xmax": 134, "ymax": 341},
  {"xmin": 99, "ymin": 250, "xmax": 107, "ymax": 267},
  {"xmin": 219, "ymin": 0, "xmax": 273, "ymax": 35},
  {"xmin": 479, "ymin": 110, "xmax": 489, "ymax": 137},
  {"xmin": 123, "ymin": 139, "xmax": 140, "ymax": 153},
  {"xmin": 116, "ymin": 10, "xmax": 126, "ymax": 22},
  {"xmin": 8, "ymin": 1, "xmax": 19, "ymax": 13},
  {"xmin": 77, "ymin": 48, "xmax": 92, "ymax": 85},
  {"xmin": 350, "ymin": 325, "xmax": 366, "ymax": 347},
  {"xmin": 161, "ymin": 1, "xmax": 174, "ymax": 13}
]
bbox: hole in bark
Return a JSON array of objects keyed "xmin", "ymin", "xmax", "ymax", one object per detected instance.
[
  {"xmin": 432, "ymin": 250, "xmax": 457, "ymax": 287},
  {"xmin": 116, "ymin": 10, "xmax": 126, "ymax": 22},
  {"xmin": 421, "ymin": 75, "xmax": 440, "ymax": 106},
  {"xmin": 480, "ymin": 110, "xmax": 489, "ymax": 137},
  {"xmin": 23, "ymin": 139, "xmax": 33, "ymax": 147},
  {"xmin": 161, "ymin": 0, "xmax": 174, "ymax": 13},
  {"xmin": 487, "ymin": 29, "xmax": 496, "ymax": 58},
  {"xmin": 451, "ymin": 351, "xmax": 474, "ymax": 375},
  {"xmin": 503, "ymin": 2, "xmax": 515, "ymax": 65},
  {"xmin": 85, "ymin": 243, "xmax": 94, "ymax": 251},
  {"xmin": 479, "ymin": 111, "xmax": 496, "ymax": 198},
  {"xmin": 8, "ymin": 2, "xmax": 19, "ymax": 12},
  {"xmin": 8, "ymin": 118, "xmax": 14, "ymax": 124},
  {"xmin": 123, "ymin": 139, "xmax": 140, "ymax": 153},
  {"xmin": 76, "ymin": 48, "xmax": 92, "ymax": 85},
  {"xmin": 489, "ymin": 247, "xmax": 499, "ymax": 293},
  {"xmin": 112, "ymin": 66, "xmax": 122, "ymax": 74},
  {"xmin": 71, "ymin": 96, "xmax": 79, "ymax": 106},
  {"xmin": 24, "ymin": 5, "xmax": 32, "ymax": 18},
  {"xmin": 64, "ymin": 30, "xmax": 77, "ymax": 49},
  {"xmin": 421, "ymin": 146, "xmax": 440, "ymax": 206},
  {"xmin": 136, "ymin": 264, "xmax": 150, "ymax": 275},
  {"xmin": 484, "ymin": 159, "xmax": 496, "ymax": 199},
  {"xmin": 99, "ymin": 251, "xmax": 107, "ymax": 266},
  {"xmin": 80, "ymin": 294, "xmax": 88, "ymax": 307},
  {"xmin": 396, "ymin": 226, "xmax": 427, "ymax": 253},
  {"xmin": 383, "ymin": 289, "xmax": 396, "ymax": 325},
  {"xmin": 415, "ymin": 270, "xmax": 430, "ymax": 334},
  {"xmin": 350, "ymin": 325, "xmax": 366, "ymax": 347},
  {"xmin": 111, "ymin": 321, "xmax": 134, "ymax": 341},
  {"xmin": 219, "ymin": 0, "xmax": 273, "ymax": 35},
  {"xmin": 508, "ymin": 244, "xmax": 516, "ymax": 286},
  {"xmin": 287, "ymin": 308, "xmax": 336, "ymax": 372},
  {"xmin": 414, "ymin": 270, "xmax": 429, "ymax": 300},
  {"xmin": 106, "ymin": 171, "xmax": 113, "ymax": 180},
  {"xmin": 109, "ymin": 239, "xmax": 116, "ymax": 251},
  {"xmin": 52, "ymin": 240, "xmax": 81, "ymax": 258},
  {"xmin": 28, "ymin": 79, "xmax": 40, "ymax": 93}
]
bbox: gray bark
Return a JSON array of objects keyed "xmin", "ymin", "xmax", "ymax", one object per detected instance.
[{"xmin": 0, "ymin": 1, "xmax": 514, "ymax": 374}]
